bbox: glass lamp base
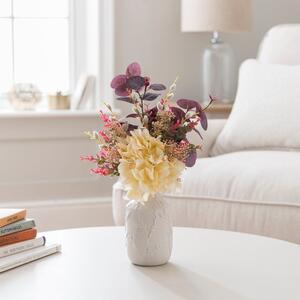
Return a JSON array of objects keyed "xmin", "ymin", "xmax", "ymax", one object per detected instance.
[{"xmin": 202, "ymin": 32, "xmax": 237, "ymax": 104}]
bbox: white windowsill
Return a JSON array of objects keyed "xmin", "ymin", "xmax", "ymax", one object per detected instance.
[{"xmin": 0, "ymin": 109, "xmax": 100, "ymax": 119}]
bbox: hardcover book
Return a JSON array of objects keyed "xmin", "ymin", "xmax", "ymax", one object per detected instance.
[
  {"xmin": 0, "ymin": 228, "xmax": 37, "ymax": 247},
  {"xmin": 0, "ymin": 209, "xmax": 26, "ymax": 228},
  {"xmin": 0, "ymin": 237, "xmax": 46, "ymax": 259},
  {"xmin": 0, "ymin": 219, "xmax": 36, "ymax": 237},
  {"xmin": 0, "ymin": 243, "xmax": 61, "ymax": 273}
]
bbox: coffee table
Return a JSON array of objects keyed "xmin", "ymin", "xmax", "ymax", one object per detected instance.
[{"xmin": 0, "ymin": 227, "xmax": 299, "ymax": 300}]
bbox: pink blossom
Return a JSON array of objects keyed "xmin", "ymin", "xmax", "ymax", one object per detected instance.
[
  {"xmin": 98, "ymin": 130, "xmax": 110, "ymax": 142},
  {"xmin": 98, "ymin": 149, "xmax": 108, "ymax": 158},
  {"xmin": 91, "ymin": 168, "xmax": 109, "ymax": 176},
  {"xmin": 99, "ymin": 111, "xmax": 110, "ymax": 123},
  {"xmin": 80, "ymin": 155, "xmax": 96, "ymax": 162}
]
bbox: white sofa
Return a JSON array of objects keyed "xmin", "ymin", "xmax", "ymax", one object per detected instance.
[{"xmin": 113, "ymin": 24, "xmax": 300, "ymax": 244}]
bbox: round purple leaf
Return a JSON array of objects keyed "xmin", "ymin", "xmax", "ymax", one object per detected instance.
[
  {"xmin": 149, "ymin": 84, "xmax": 166, "ymax": 91},
  {"xmin": 170, "ymin": 106, "xmax": 185, "ymax": 120},
  {"xmin": 126, "ymin": 62, "xmax": 141, "ymax": 77},
  {"xmin": 177, "ymin": 99, "xmax": 201, "ymax": 112},
  {"xmin": 115, "ymin": 84, "xmax": 129, "ymax": 96},
  {"xmin": 111, "ymin": 74, "xmax": 127, "ymax": 89},
  {"xmin": 200, "ymin": 111, "xmax": 208, "ymax": 130},
  {"xmin": 126, "ymin": 76, "xmax": 145, "ymax": 90},
  {"xmin": 185, "ymin": 149, "xmax": 197, "ymax": 167},
  {"xmin": 143, "ymin": 93, "xmax": 160, "ymax": 101}
]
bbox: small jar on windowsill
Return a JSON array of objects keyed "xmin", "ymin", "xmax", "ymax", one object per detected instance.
[{"xmin": 48, "ymin": 91, "xmax": 70, "ymax": 110}]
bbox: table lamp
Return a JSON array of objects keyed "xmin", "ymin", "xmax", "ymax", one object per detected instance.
[{"xmin": 181, "ymin": 0, "xmax": 252, "ymax": 103}]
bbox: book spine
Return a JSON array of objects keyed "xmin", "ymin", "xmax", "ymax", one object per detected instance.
[
  {"xmin": 0, "ymin": 236, "xmax": 46, "ymax": 259},
  {"xmin": 0, "ymin": 228, "xmax": 37, "ymax": 247},
  {"xmin": 0, "ymin": 244, "xmax": 61, "ymax": 273},
  {"xmin": 0, "ymin": 210, "xmax": 26, "ymax": 228},
  {"xmin": 0, "ymin": 219, "xmax": 36, "ymax": 237}
]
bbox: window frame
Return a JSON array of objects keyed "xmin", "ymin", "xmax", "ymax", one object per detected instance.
[
  {"xmin": 70, "ymin": 0, "xmax": 115, "ymax": 109},
  {"xmin": 0, "ymin": 0, "xmax": 115, "ymax": 110}
]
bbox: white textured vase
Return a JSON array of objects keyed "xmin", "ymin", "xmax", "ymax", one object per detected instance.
[{"xmin": 125, "ymin": 194, "xmax": 172, "ymax": 266}]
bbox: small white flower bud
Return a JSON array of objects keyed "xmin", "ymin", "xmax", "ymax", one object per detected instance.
[
  {"xmin": 143, "ymin": 115, "xmax": 149, "ymax": 125},
  {"xmin": 166, "ymin": 92, "xmax": 174, "ymax": 100}
]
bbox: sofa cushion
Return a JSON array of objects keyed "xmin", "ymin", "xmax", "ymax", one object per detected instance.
[
  {"xmin": 258, "ymin": 24, "xmax": 300, "ymax": 65},
  {"xmin": 178, "ymin": 151, "xmax": 300, "ymax": 205},
  {"xmin": 211, "ymin": 59, "xmax": 300, "ymax": 155}
]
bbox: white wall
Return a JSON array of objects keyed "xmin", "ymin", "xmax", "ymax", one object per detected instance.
[
  {"xmin": 114, "ymin": 0, "xmax": 300, "ymax": 113},
  {"xmin": 0, "ymin": 112, "xmax": 116, "ymax": 230}
]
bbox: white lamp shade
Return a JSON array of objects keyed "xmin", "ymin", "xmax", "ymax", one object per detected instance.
[{"xmin": 181, "ymin": 0, "xmax": 252, "ymax": 32}]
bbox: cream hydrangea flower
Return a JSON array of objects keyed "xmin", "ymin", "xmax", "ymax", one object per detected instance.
[{"xmin": 118, "ymin": 128, "xmax": 185, "ymax": 202}]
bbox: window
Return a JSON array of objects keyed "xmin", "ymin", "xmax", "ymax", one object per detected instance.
[
  {"xmin": 0, "ymin": 0, "xmax": 115, "ymax": 110},
  {"xmin": 0, "ymin": 0, "xmax": 70, "ymax": 101}
]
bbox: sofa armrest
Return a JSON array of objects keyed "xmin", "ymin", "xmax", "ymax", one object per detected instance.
[{"xmin": 187, "ymin": 119, "xmax": 226, "ymax": 158}]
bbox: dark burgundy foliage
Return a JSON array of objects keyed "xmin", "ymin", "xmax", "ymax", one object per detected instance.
[
  {"xmin": 127, "ymin": 124, "xmax": 138, "ymax": 132},
  {"xmin": 149, "ymin": 84, "xmax": 166, "ymax": 91},
  {"xmin": 126, "ymin": 113, "xmax": 139, "ymax": 118},
  {"xmin": 185, "ymin": 149, "xmax": 197, "ymax": 167},
  {"xmin": 199, "ymin": 110, "xmax": 208, "ymax": 131},
  {"xmin": 110, "ymin": 74, "xmax": 127, "ymax": 89},
  {"xmin": 127, "ymin": 76, "xmax": 145, "ymax": 90},
  {"xmin": 143, "ymin": 93, "xmax": 160, "ymax": 101},
  {"xmin": 177, "ymin": 98, "xmax": 208, "ymax": 131},
  {"xmin": 111, "ymin": 62, "xmax": 143, "ymax": 97},
  {"xmin": 170, "ymin": 106, "xmax": 185, "ymax": 120},
  {"xmin": 177, "ymin": 99, "xmax": 202, "ymax": 112},
  {"xmin": 147, "ymin": 106, "xmax": 158, "ymax": 123},
  {"xmin": 109, "ymin": 62, "xmax": 216, "ymax": 168},
  {"xmin": 126, "ymin": 62, "xmax": 141, "ymax": 77}
]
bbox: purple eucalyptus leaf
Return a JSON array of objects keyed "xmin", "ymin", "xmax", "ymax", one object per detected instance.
[
  {"xmin": 126, "ymin": 113, "xmax": 139, "ymax": 118},
  {"xmin": 149, "ymin": 84, "xmax": 166, "ymax": 91},
  {"xmin": 116, "ymin": 96, "xmax": 132, "ymax": 103},
  {"xmin": 127, "ymin": 124, "xmax": 138, "ymax": 132},
  {"xmin": 111, "ymin": 74, "xmax": 127, "ymax": 89},
  {"xmin": 177, "ymin": 99, "xmax": 202, "ymax": 112},
  {"xmin": 185, "ymin": 149, "xmax": 197, "ymax": 167},
  {"xmin": 170, "ymin": 106, "xmax": 185, "ymax": 120},
  {"xmin": 200, "ymin": 110, "xmax": 208, "ymax": 130},
  {"xmin": 126, "ymin": 62, "xmax": 141, "ymax": 77},
  {"xmin": 126, "ymin": 76, "xmax": 145, "ymax": 90},
  {"xmin": 115, "ymin": 84, "xmax": 129, "ymax": 96},
  {"xmin": 143, "ymin": 93, "xmax": 160, "ymax": 101},
  {"xmin": 147, "ymin": 106, "xmax": 158, "ymax": 123}
]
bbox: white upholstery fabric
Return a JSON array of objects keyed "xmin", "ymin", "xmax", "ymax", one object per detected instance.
[
  {"xmin": 179, "ymin": 151, "xmax": 300, "ymax": 205},
  {"xmin": 211, "ymin": 59, "xmax": 300, "ymax": 155},
  {"xmin": 113, "ymin": 151, "xmax": 300, "ymax": 244},
  {"xmin": 258, "ymin": 24, "xmax": 300, "ymax": 65}
]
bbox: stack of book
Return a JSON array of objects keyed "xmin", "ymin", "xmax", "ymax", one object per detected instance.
[{"xmin": 0, "ymin": 208, "xmax": 61, "ymax": 273}]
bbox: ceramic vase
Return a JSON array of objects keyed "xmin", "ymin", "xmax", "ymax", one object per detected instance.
[{"xmin": 125, "ymin": 194, "xmax": 172, "ymax": 266}]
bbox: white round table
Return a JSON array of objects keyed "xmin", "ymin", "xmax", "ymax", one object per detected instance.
[{"xmin": 0, "ymin": 227, "xmax": 299, "ymax": 300}]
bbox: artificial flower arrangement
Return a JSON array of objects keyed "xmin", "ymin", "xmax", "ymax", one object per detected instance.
[{"xmin": 81, "ymin": 62, "xmax": 214, "ymax": 202}]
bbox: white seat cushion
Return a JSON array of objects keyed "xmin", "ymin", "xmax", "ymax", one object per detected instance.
[
  {"xmin": 179, "ymin": 151, "xmax": 300, "ymax": 205},
  {"xmin": 162, "ymin": 151, "xmax": 300, "ymax": 244}
]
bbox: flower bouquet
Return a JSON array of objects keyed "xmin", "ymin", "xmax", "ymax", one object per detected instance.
[{"xmin": 81, "ymin": 62, "xmax": 213, "ymax": 266}]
